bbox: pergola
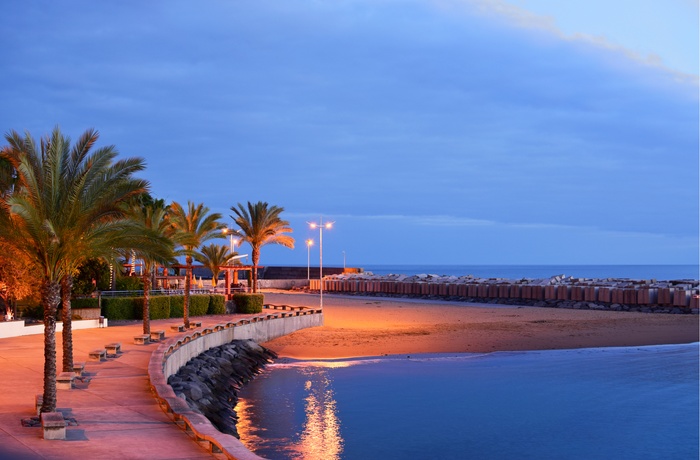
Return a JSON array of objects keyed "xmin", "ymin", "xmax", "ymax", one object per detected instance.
[{"xmin": 159, "ymin": 264, "xmax": 260, "ymax": 296}]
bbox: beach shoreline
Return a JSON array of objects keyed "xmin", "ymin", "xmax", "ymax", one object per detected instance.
[{"xmin": 260, "ymin": 291, "xmax": 700, "ymax": 360}]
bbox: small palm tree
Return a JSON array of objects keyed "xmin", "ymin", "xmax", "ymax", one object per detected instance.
[
  {"xmin": 230, "ymin": 201, "xmax": 295, "ymax": 293},
  {"xmin": 127, "ymin": 198, "xmax": 175, "ymax": 335},
  {"xmin": 195, "ymin": 243, "xmax": 237, "ymax": 288},
  {"xmin": 0, "ymin": 127, "xmax": 150, "ymax": 412},
  {"xmin": 169, "ymin": 201, "xmax": 223, "ymax": 328}
]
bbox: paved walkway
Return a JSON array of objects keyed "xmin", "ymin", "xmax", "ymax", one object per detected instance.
[{"xmin": 0, "ymin": 315, "xmax": 255, "ymax": 460}]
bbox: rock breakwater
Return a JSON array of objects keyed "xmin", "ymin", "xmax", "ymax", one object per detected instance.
[
  {"xmin": 167, "ymin": 340, "xmax": 277, "ymax": 438},
  {"xmin": 309, "ymin": 273, "xmax": 700, "ymax": 313}
]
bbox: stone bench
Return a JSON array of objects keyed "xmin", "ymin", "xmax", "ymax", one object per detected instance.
[
  {"xmin": 188, "ymin": 321, "xmax": 202, "ymax": 329},
  {"xmin": 105, "ymin": 342, "xmax": 121, "ymax": 357},
  {"xmin": 41, "ymin": 412, "xmax": 66, "ymax": 440},
  {"xmin": 72, "ymin": 362, "xmax": 85, "ymax": 377},
  {"xmin": 134, "ymin": 335, "xmax": 150, "ymax": 345},
  {"xmin": 56, "ymin": 372, "xmax": 76, "ymax": 390},
  {"xmin": 150, "ymin": 330, "xmax": 165, "ymax": 341},
  {"xmin": 35, "ymin": 394, "xmax": 43, "ymax": 415},
  {"xmin": 89, "ymin": 349, "xmax": 107, "ymax": 361},
  {"xmin": 170, "ymin": 324, "xmax": 185, "ymax": 332}
]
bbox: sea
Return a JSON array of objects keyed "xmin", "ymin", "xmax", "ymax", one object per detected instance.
[
  {"xmin": 234, "ymin": 264, "xmax": 698, "ymax": 459},
  {"xmin": 236, "ymin": 344, "xmax": 699, "ymax": 459},
  {"xmin": 356, "ymin": 264, "xmax": 699, "ymax": 281}
]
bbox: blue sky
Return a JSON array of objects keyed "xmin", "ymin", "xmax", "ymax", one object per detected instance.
[{"xmin": 1, "ymin": 0, "xmax": 698, "ymax": 267}]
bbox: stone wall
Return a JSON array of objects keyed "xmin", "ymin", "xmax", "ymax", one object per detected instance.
[{"xmin": 148, "ymin": 306, "xmax": 323, "ymax": 459}]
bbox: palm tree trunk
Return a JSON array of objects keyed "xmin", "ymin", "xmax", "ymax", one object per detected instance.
[
  {"xmin": 251, "ymin": 248, "xmax": 260, "ymax": 293},
  {"xmin": 60, "ymin": 275, "xmax": 73, "ymax": 373},
  {"xmin": 184, "ymin": 256, "xmax": 191, "ymax": 328},
  {"xmin": 142, "ymin": 272, "xmax": 151, "ymax": 335},
  {"xmin": 41, "ymin": 279, "xmax": 60, "ymax": 413}
]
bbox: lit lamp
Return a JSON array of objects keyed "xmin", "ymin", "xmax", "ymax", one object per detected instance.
[
  {"xmin": 306, "ymin": 239, "xmax": 314, "ymax": 280},
  {"xmin": 308, "ymin": 218, "xmax": 333, "ymax": 309}
]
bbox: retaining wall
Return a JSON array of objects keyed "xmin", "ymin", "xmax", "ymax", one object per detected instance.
[{"xmin": 148, "ymin": 305, "xmax": 323, "ymax": 459}]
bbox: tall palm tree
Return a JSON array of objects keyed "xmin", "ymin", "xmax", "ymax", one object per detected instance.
[
  {"xmin": 230, "ymin": 201, "xmax": 295, "ymax": 293},
  {"xmin": 0, "ymin": 127, "xmax": 151, "ymax": 413},
  {"xmin": 169, "ymin": 201, "xmax": 223, "ymax": 328},
  {"xmin": 127, "ymin": 199, "xmax": 175, "ymax": 335},
  {"xmin": 195, "ymin": 243, "xmax": 237, "ymax": 288}
]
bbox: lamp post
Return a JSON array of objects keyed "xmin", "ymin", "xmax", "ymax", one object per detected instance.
[
  {"xmin": 306, "ymin": 239, "xmax": 314, "ymax": 280},
  {"xmin": 308, "ymin": 217, "xmax": 333, "ymax": 309}
]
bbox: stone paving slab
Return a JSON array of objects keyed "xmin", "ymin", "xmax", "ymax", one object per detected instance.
[{"xmin": 0, "ymin": 315, "xmax": 256, "ymax": 459}]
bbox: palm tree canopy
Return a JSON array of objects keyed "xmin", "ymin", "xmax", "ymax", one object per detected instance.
[
  {"xmin": 194, "ymin": 243, "xmax": 235, "ymax": 281},
  {"xmin": 0, "ymin": 127, "xmax": 150, "ymax": 282},
  {"xmin": 169, "ymin": 201, "xmax": 224, "ymax": 258},
  {"xmin": 126, "ymin": 201, "xmax": 176, "ymax": 269},
  {"xmin": 229, "ymin": 201, "xmax": 295, "ymax": 253}
]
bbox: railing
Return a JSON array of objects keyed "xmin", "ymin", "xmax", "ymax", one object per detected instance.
[{"xmin": 98, "ymin": 289, "xmax": 215, "ymax": 297}]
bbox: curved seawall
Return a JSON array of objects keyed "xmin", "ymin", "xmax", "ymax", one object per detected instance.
[{"xmin": 147, "ymin": 306, "xmax": 323, "ymax": 459}]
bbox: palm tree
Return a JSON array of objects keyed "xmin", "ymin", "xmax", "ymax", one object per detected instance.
[
  {"xmin": 169, "ymin": 201, "xmax": 223, "ymax": 328},
  {"xmin": 195, "ymin": 243, "xmax": 237, "ymax": 288},
  {"xmin": 230, "ymin": 201, "xmax": 295, "ymax": 293},
  {"xmin": 0, "ymin": 127, "xmax": 151, "ymax": 413},
  {"xmin": 127, "ymin": 198, "xmax": 175, "ymax": 335}
]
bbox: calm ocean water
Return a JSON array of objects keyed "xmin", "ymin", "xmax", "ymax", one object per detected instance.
[
  {"xmin": 358, "ymin": 264, "xmax": 698, "ymax": 280},
  {"xmin": 236, "ymin": 344, "xmax": 699, "ymax": 460}
]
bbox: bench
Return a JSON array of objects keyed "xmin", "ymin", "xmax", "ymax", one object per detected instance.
[
  {"xmin": 41, "ymin": 412, "xmax": 66, "ymax": 440},
  {"xmin": 72, "ymin": 362, "xmax": 85, "ymax": 377},
  {"xmin": 150, "ymin": 330, "xmax": 165, "ymax": 341},
  {"xmin": 56, "ymin": 372, "xmax": 76, "ymax": 390},
  {"xmin": 89, "ymin": 349, "xmax": 107, "ymax": 361},
  {"xmin": 134, "ymin": 335, "xmax": 150, "ymax": 345},
  {"xmin": 170, "ymin": 324, "xmax": 185, "ymax": 332},
  {"xmin": 105, "ymin": 342, "xmax": 121, "ymax": 357},
  {"xmin": 188, "ymin": 321, "xmax": 202, "ymax": 329}
]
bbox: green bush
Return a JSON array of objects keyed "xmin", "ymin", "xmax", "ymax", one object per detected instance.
[
  {"xmin": 169, "ymin": 295, "xmax": 184, "ymax": 318},
  {"xmin": 233, "ymin": 293, "xmax": 264, "ymax": 314},
  {"xmin": 71, "ymin": 297, "xmax": 99, "ymax": 309},
  {"xmin": 208, "ymin": 295, "xmax": 226, "ymax": 315},
  {"xmin": 115, "ymin": 276, "xmax": 143, "ymax": 291},
  {"xmin": 190, "ymin": 295, "xmax": 210, "ymax": 317},
  {"xmin": 150, "ymin": 296, "xmax": 171, "ymax": 320},
  {"xmin": 102, "ymin": 297, "xmax": 138, "ymax": 320}
]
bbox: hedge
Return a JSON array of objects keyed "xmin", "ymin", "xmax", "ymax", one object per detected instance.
[
  {"xmin": 71, "ymin": 297, "xmax": 99, "ymax": 309},
  {"xmin": 98, "ymin": 293, "xmax": 229, "ymax": 320},
  {"xmin": 190, "ymin": 295, "xmax": 210, "ymax": 317},
  {"xmin": 233, "ymin": 293, "xmax": 264, "ymax": 314},
  {"xmin": 208, "ymin": 295, "xmax": 226, "ymax": 315},
  {"xmin": 102, "ymin": 297, "xmax": 139, "ymax": 320},
  {"xmin": 169, "ymin": 295, "xmax": 184, "ymax": 318}
]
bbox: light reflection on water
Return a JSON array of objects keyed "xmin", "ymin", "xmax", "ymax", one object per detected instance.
[{"xmin": 236, "ymin": 365, "xmax": 344, "ymax": 459}]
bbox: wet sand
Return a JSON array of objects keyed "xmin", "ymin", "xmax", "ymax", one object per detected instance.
[{"xmin": 261, "ymin": 291, "xmax": 700, "ymax": 359}]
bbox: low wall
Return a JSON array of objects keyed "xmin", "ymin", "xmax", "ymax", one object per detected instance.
[
  {"xmin": 257, "ymin": 279, "xmax": 308, "ymax": 290},
  {"xmin": 148, "ymin": 305, "xmax": 323, "ymax": 459},
  {"xmin": 0, "ymin": 318, "xmax": 107, "ymax": 340}
]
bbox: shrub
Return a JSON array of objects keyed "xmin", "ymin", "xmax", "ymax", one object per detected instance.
[
  {"xmin": 149, "ymin": 296, "xmax": 171, "ymax": 320},
  {"xmin": 208, "ymin": 295, "xmax": 226, "ymax": 315},
  {"xmin": 102, "ymin": 297, "xmax": 138, "ymax": 320},
  {"xmin": 71, "ymin": 297, "xmax": 99, "ymax": 309},
  {"xmin": 233, "ymin": 293, "xmax": 264, "ymax": 314},
  {"xmin": 190, "ymin": 295, "xmax": 209, "ymax": 317},
  {"xmin": 116, "ymin": 276, "xmax": 143, "ymax": 291},
  {"xmin": 169, "ymin": 295, "xmax": 184, "ymax": 318}
]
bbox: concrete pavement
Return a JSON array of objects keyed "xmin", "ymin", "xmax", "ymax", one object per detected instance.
[{"xmin": 0, "ymin": 315, "xmax": 258, "ymax": 460}]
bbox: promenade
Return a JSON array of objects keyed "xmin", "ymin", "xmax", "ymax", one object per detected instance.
[{"xmin": 0, "ymin": 315, "xmax": 257, "ymax": 460}]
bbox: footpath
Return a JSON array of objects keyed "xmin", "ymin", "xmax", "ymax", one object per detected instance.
[{"xmin": 0, "ymin": 315, "xmax": 257, "ymax": 460}]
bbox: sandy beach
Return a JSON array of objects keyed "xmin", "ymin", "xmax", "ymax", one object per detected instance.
[{"xmin": 261, "ymin": 291, "xmax": 699, "ymax": 359}]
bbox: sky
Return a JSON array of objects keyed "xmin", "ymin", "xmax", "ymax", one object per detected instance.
[{"xmin": 1, "ymin": 0, "xmax": 698, "ymax": 268}]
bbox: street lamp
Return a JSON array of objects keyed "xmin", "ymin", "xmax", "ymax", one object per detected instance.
[
  {"xmin": 222, "ymin": 228, "xmax": 239, "ymax": 263},
  {"xmin": 308, "ymin": 218, "xmax": 333, "ymax": 309},
  {"xmin": 306, "ymin": 239, "xmax": 314, "ymax": 280}
]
